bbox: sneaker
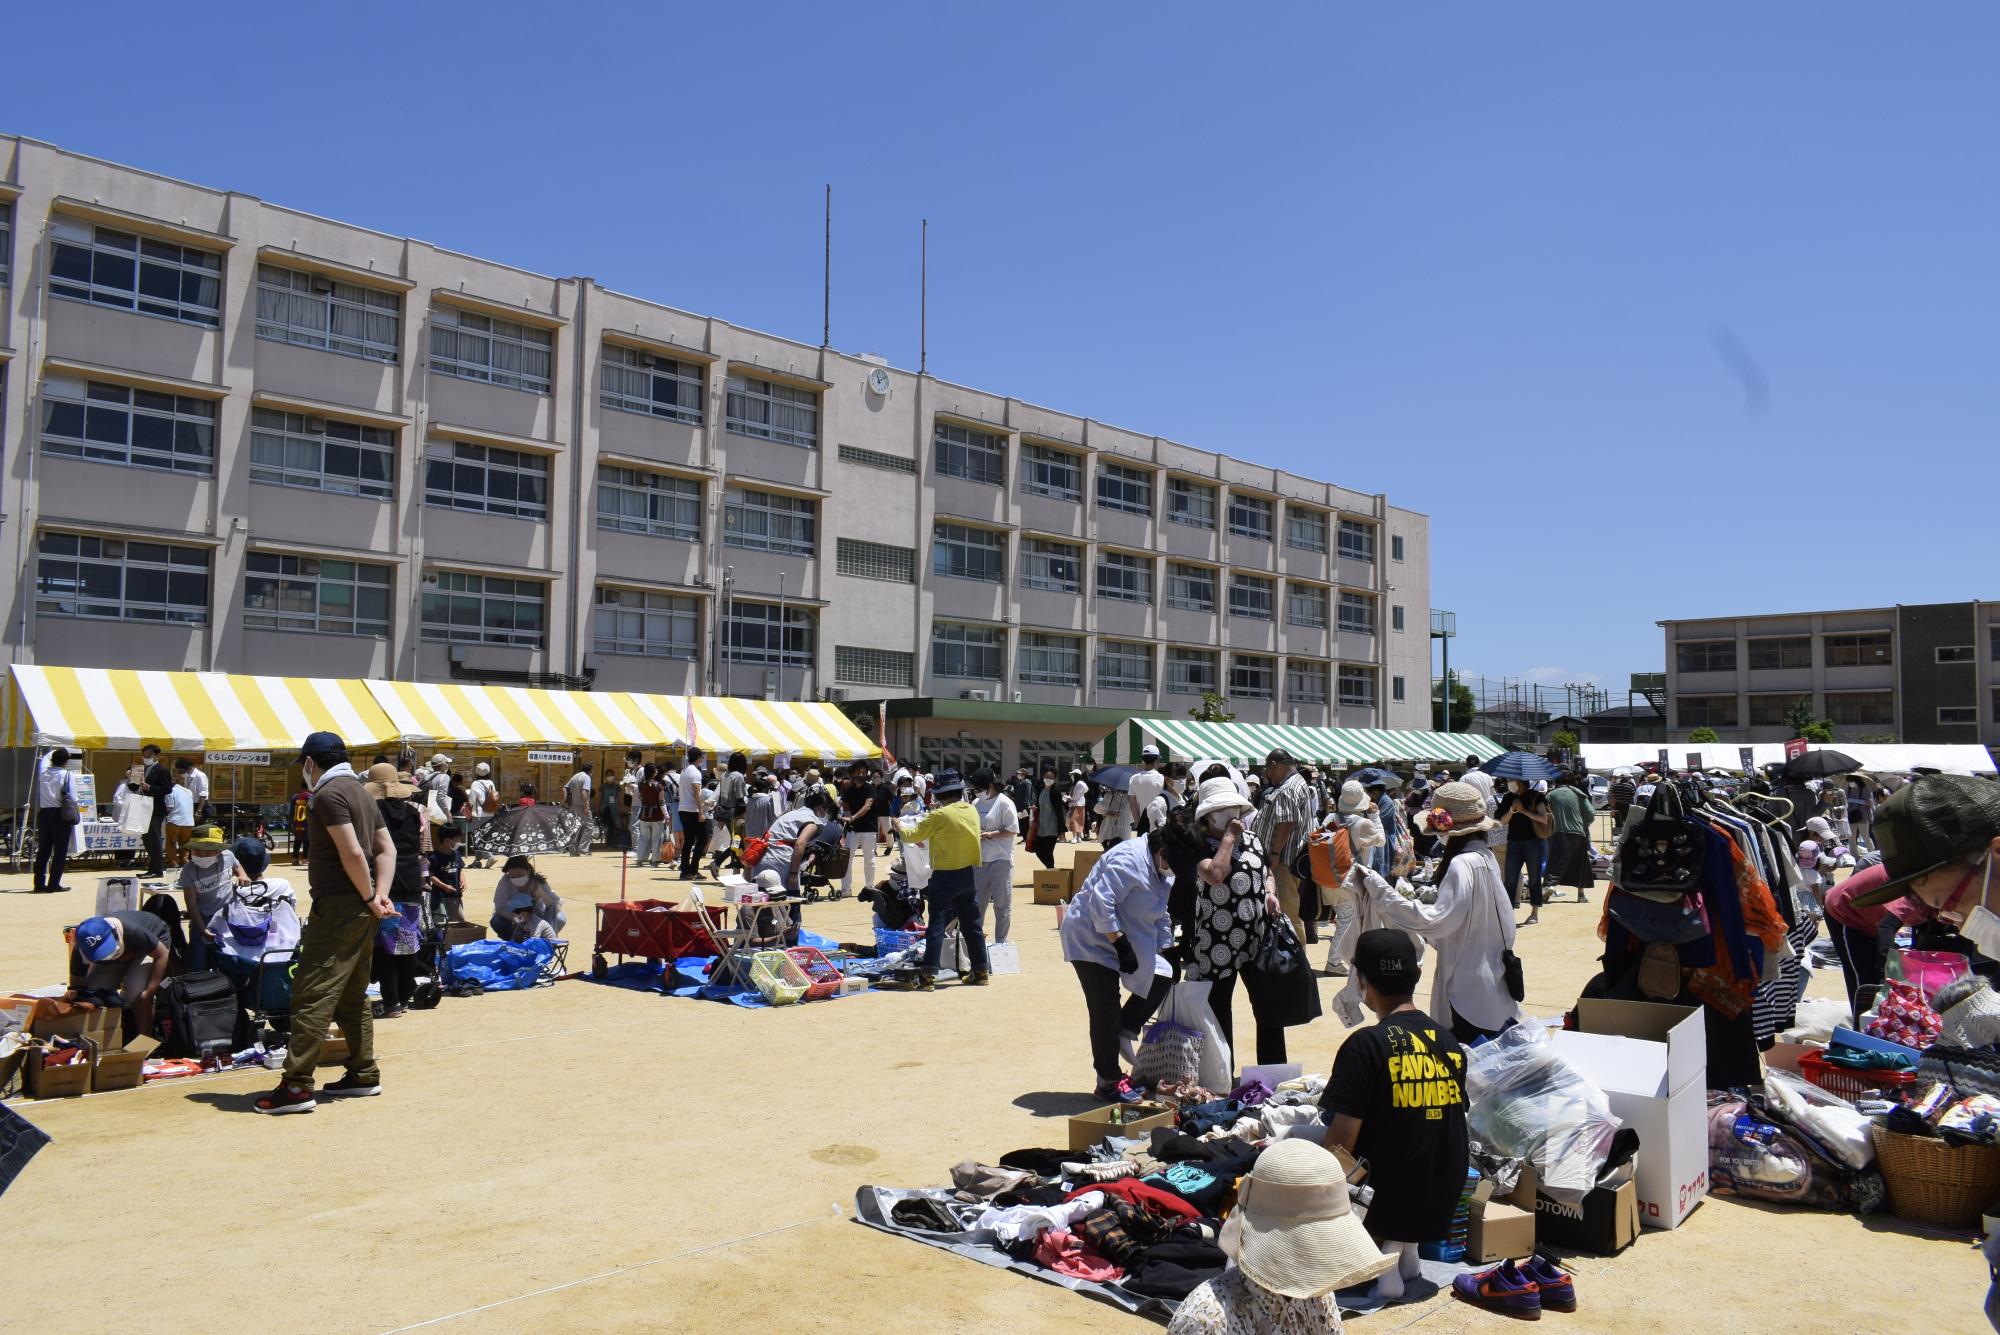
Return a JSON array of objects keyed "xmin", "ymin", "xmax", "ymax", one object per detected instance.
[
  {"xmin": 1093, "ymin": 1077, "xmax": 1146, "ymax": 1105},
  {"xmin": 963, "ymin": 971, "xmax": 990, "ymax": 986},
  {"xmin": 1452, "ymin": 1260, "xmax": 1542, "ymax": 1321},
  {"xmin": 320, "ymin": 1073, "xmax": 383, "ymax": 1099},
  {"xmin": 1523, "ymin": 1253, "xmax": 1575, "ymax": 1312},
  {"xmin": 253, "ymin": 1084, "xmax": 316, "ymax": 1116},
  {"xmin": 916, "ymin": 974, "xmax": 936, "ymax": 992},
  {"xmin": 1324, "ymin": 960, "xmax": 1350, "ymax": 977}
]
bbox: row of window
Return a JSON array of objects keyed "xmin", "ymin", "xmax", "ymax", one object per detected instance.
[
  {"xmin": 1676, "ymin": 632, "xmax": 1896, "ymax": 673},
  {"xmin": 1677, "ymin": 690, "xmax": 1900, "ymax": 729}
]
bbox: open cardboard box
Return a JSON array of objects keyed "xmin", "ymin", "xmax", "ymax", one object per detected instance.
[
  {"xmin": 1549, "ymin": 999, "xmax": 1708, "ymax": 1230},
  {"xmin": 1466, "ymin": 1179, "xmax": 1536, "ymax": 1263},
  {"xmin": 1068, "ymin": 1100, "xmax": 1175, "ymax": 1151},
  {"xmin": 25, "ymin": 999, "xmax": 122, "ymax": 1047},
  {"xmin": 23, "ymin": 1040, "xmax": 92, "ymax": 1099},
  {"xmin": 91, "ymin": 1033, "xmax": 160, "ymax": 1092}
]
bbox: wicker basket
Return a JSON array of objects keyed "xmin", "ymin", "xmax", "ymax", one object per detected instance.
[
  {"xmin": 1870, "ymin": 1124, "xmax": 2000, "ymax": 1230},
  {"xmin": 749, "ymin": 950, "xmax": 811, "ymax": 1006}
]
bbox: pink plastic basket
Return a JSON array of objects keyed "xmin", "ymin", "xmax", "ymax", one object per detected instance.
[{"xmin": 785, "ymin": 947, "xmax": 845, "ymax": 1001}]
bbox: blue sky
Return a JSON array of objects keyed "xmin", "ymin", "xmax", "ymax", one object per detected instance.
[{"xmin": 7, "ymin": 4, "xmax": 1995, "ymax": 695}]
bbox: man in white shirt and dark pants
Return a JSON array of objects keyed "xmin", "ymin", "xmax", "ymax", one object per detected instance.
[
  {"xmin": 564, "ymin": 762, "xmax": 594, "ymax": 857},
  {"xmin": 676, "ymin": 747, "xmax": 708, "ymax": 879},
  {"xmin": 1126, "ymin": 745, "xmax": 1165, "ymax": 839},
  {"xmin": 971, "ymin": 767, "xmax": 1018, "ymax": 945},
  {"xmin": 32, "ymin": 748, "xmax": 80, "ymax": 894}
]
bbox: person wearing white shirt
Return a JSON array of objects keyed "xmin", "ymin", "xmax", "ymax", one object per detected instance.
[
  {"xmin": 971, "ymin": 768, "xmax": 1019, "ymax": 945},
  {"xmin": 676, "ymin": 747, "xmax": 709, "ymax": 879},
  {"xmin": 466, "ymin": 762, "xmax": 499, "ymax": 868},
  {"xmin": 563, "ymin": 763, "xmax": 594, "ymax": 857},
  {"xmin": 31, "ymin": 747, "xmax": 80, "ymax": 894},
  {"xmin": 1127, "ymin": 746, "xmax": 1166, "ymax": 838},
  {"xmin": 1068, "ymin": 770, "xmax": 1089, "ymax": 841},
  {"xmin": 183, "ymin": 761, "xmax": 211, "ymax": 823}
]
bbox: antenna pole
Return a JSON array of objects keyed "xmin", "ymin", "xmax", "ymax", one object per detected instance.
[
  {"xmin": 821, "ymin": 184, "xmax": 831, "ymax": 348},
  {"xmin": 919, "ymin": 218, "xmax": 928, "ymax": 375}
]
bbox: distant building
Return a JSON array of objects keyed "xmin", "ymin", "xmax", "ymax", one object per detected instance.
[{"xmin": 1660, "ymin": 602, "xmax": 2000, "ymax": 746}]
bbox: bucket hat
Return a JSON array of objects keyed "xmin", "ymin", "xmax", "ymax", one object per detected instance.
[
  {"xmin": 1194, "ymin": 776, "xmax": 1254, "ymax": 822},
  {"xmin": 188, "ymin": 825, "xmax": 226, "ymax": 851},
  {"xmin": 1337, "ymin": 781, "xmax": 1371, "ymax": 816},
  {"xmin": 1416, "ymin": 781, "xmax": 1500, "ymax": 839},
  {"xmin": 363, "ymin": 762, "xmax": 415, "ymax": 800},
  {"xmin": 1851, "ymin": 774, "xmax": 2000, "ymax": 908},
  {"xmin": 1220, "ymin": 1139, "xmax": 1395, "ymax": 1299},
  {"xmin": 932, "ymin": 769, "xmax": 966, "ymax": 797}
]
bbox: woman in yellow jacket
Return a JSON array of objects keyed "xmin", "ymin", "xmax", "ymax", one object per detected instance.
[{"xmin": 900, "ymin": 769, "xmax": 991, "ymax": 990}]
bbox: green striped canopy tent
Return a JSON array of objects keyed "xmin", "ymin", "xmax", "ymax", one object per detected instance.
[{"xmin": 1094, "ymin": 718, "xmax": 1508, "ymax": 768}]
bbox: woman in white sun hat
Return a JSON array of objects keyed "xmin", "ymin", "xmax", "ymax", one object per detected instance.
[{"xmin": 1167, "ymin": 1138, "xmax": 1394, "ymax": 1333}]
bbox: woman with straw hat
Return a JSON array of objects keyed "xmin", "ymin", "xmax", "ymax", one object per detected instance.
[{"xmin": 1166, "ymin": 1139, "xmax": 1393, "ymax": 1333}]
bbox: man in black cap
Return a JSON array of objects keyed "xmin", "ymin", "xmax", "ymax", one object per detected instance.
[
  {"xmin": 1320, "ymin": 929, "xmax": 1469, "ymax": 1300},
  {"xmin": 256, "ymin": 731, "xmax": 396, "ymax": 1115}
]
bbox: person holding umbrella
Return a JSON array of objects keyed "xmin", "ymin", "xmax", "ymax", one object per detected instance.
[{"xmin": 1486, "ymin": 753, "xmax": 1557, "ymax": 925}]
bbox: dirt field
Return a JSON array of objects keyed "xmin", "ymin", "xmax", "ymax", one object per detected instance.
[{"xmin": 1, "ymin": 843, "xmax": 1988, "ymax": 1335}]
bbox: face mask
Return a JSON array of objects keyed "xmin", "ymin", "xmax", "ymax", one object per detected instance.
[
  {"xmin": 1205, "ymin": 812, "xmax": 1234, "ymax": 834},
  {"xmin": 507, "ymin": 873, "xmax": 530, "ymax": 888},
  {"xmin": 190, "ymin": 854, "xmax": 219, "ymax": 869},
  {"xmin": 1168, "ymin": 779, "xmax": 1185, "ymax": 796},
  {"xmin": 1508, "ymin": 781, "xmax": 1525, "ymax": 794}
]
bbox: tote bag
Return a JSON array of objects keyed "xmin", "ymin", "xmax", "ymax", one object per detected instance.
[{"xmin": 119, "ymin": 791, "xmax": 154, "ymax": 836}]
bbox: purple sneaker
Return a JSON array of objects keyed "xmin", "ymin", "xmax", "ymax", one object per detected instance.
[
  {"xmin": 1452, "ymin": 1259, "xmax": 1542, "ymax": 1321},
  {"xmin": 1523, "ymin": 1252, "xmax": 1576, "ymax": 1312},
  {"xmin": 1094, "ymin": 1077, "xmax": 1146, "ymax": 1104}
]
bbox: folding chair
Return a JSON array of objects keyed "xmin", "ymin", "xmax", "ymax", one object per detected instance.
[{"xmin": 677, "ymin": 887, "xmax": 754, "ymax": 988}]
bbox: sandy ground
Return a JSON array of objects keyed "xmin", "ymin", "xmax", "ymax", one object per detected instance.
[{"xmin": 0, "ymin": 840, "xmax": 1990, "ymax": 1335}]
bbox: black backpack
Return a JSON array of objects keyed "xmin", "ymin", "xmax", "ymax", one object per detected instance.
[{"xmin": 156, "ymin": 969, "xmax": 241, "ymax": 1060}]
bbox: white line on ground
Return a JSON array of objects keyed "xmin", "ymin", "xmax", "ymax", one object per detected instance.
[{"xmin": 376, "ymin": 1212, "xmax": 838, "ymax": 1333}]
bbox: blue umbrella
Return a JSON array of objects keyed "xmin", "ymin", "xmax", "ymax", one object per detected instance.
[
  {"xmin": 1479, "ymin": 752, "xmax": 1562, "ymax": 782},
  {"xmin": 1088, "ymin": 764, "xmax": 1139, "ymax": 793},
  {"xmin": 1347, "ymin": 767, "xmax": 1403, "ymax": 791}
]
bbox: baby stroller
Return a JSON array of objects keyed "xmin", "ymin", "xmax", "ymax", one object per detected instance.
[{"xmin": 794, "ymin": 834, "xmax": 852, "ymax": 904}]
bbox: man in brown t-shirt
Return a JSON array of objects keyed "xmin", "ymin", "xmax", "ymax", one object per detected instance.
[{"xmin": 257, "ymin": 731, "xmax": 396, "ymax": 1115}]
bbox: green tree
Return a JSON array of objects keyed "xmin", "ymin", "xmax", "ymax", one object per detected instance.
[
  {"xmin": 1782, "ymin": 697, "xmax": 1835, "ymax": 742},
  {"xmin": 1686, "ymin": 726, "xmax": 1719, "ymax": 744},
  {"xmin": 1552, "ymin": 729, "xmax": 1580, "ymax": 753},
  {"xmin": 1432, "ymin": 671, "xmax": 1476, "ymax": 732},
  {"xmin": 1855, "ymin": 732, "xmax": 1899, "ymax": 745},
  {"xmin": 1189, "ymin": 690, "xmax": 1236, "ymax": 723},
  {"xmin": 1799, "ymin": 720, "xmax": 1835, "ymax": 743}
]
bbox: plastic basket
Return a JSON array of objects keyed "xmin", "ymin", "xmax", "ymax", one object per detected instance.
[
  {"xmin": 1870, "ymin": 1124, "xmax": 2000, "ymax": 1230},
  {"xmin": 785, "ymin": 947, "xmax": 845, "ymax": 1001},
  {"xmin": 1797, "ymin": 1050, "xmax": 1917, "ymax": 1102},
  {"xmin": 749, "ymin": 950, "xmax": 811, "ymax": 1006},
  {"xmin": 875, "ymin": 927, "xmax": 925, "ymax": 958}
]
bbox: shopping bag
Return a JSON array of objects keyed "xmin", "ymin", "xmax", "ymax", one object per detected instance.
[
  {"xmin": 1865, "ymin": 979, "xmax": 1943, "ymax": 1049},
  {"xmin": 118, "ymin": 792, "xmax": 153, "ymax": 837},
  {"xmin": 1133, "ymin": 1017, "xmax": 1202, "ymax": 1088},
  {"xmin": 1167, "ymin": 979, "xmax": 1233, "ymax": 1092},
  {"xmin": 1893, "ymin": 949, "xmax": 1970, "ymax": 1002},
  {"xmin": 901, "ymin": 841, "xmax": 933, "ymax": 892},
  {"xmin": 1245, "ymin": 916, "xmax": 1322, "ymax": 1028},
  {"xmin": 95, "ymin": 877, "xmax": 142, "ymax": 916}
]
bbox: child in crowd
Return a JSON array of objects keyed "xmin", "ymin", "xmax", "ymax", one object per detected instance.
[{"xmin": 428, "ymin": 824, "xmax": 466, "ymax": 927}]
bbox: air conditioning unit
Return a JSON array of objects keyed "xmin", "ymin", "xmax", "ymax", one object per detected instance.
[
  {"xmin": 824, "ymin": 687, "xmax": 848, "ymax": 703},
  {"xmin": 961, "ymin": 689, "xmax": 992, "ymax": 702}
]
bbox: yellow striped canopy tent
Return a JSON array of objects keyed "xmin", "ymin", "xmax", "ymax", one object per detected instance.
[{"xmin": 0, "ymin": 664, "xmax": 398, "ymax": 753}]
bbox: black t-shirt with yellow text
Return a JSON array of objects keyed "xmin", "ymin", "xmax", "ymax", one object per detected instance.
[{"xmin": 1321, "ymin": 1008, "xmax": 1471, "ymax": 1242}]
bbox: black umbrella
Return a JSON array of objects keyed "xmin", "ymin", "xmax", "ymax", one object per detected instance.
[
  {"xmin": 1782, "ymin": 749, "xmax": 1861, "ymax": 779},
  {"xmin": 470, "ymin": 803, "xmax": 584, "ymax": 859}
]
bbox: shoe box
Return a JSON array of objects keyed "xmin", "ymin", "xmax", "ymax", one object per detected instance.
[
  {"xmin": 1508, "ymin": 1165, "xmax": 1642, "ymax": 1256},
  {"xmin": 1466, "ymin": 1179, "xmax": 1537, "ymax": 1263}
]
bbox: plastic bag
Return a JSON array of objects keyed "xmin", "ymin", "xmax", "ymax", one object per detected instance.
[
  {"xmin": 1465, "ymin": 1016, "xmax": 1620, "ymax": 1204},
  {"xmin": 1133, "ymin": 1018, "xmax": 1202, "ymax": 1089},
  {"xmin": 1762, "ymin": 1069, "xmax": 1874, "ymax": 1170},
  {"xmin": 901, "ymin": 840, "xmax": 932, "ymax": 892},
  {"xmin": 1706, "ymin": 1091, "xmax": 1883, "ymax": 1212}
]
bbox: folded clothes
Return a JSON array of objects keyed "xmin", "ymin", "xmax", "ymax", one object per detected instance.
[
  {"xmin": 951, "ymin": 1160, "xmax": 1039, "ymax": 1199},
  {"xmin": 1033, "ymin": 1228, "xmax": 1121, "ymax": 1282},
  {"xmin": 999, "ymin": 1147, "xmax": 1074, "ymax": 1177},
  {"xmin": 1119, "ymin": 1240, "xmax": 1229, "ymax": 1300}
]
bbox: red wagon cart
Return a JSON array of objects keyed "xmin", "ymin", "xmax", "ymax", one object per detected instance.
[{"xmin": 591, "ymin": 898, "xmax": 730, "ymax": 978}]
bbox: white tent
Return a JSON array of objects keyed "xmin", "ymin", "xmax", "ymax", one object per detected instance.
[{"xmin": 1578, "ymin": 741, "xmax": 1996, "ymax": 776}]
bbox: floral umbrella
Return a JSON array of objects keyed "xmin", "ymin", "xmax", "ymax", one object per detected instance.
[{"xmin": 470, "ymin": 804, "xmax": 585, "ymax": 859}]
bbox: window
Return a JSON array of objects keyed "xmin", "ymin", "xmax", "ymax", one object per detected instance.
[
  {"xmin": 1166, "ymin": 648, "xmax": 1219, "ymax": 696},
  {"xmin": 1337, "ymin": 665, "xmax": 1377, "ymax": 709},
  {"xmin": 251, "ymin": 408, "xmax": 394, "ymax": 499},
  {"xmin": 1676, "ymin": 694, "xmax": 1739, "ymax": 728},
  {"xmin": 421, "ymin": 571, "xmax": 545, "ymax": 647},
  {"xmin": 1096, "ymin": 462, "xmax": 1152, "ymax": 516},
  {"xmin": 50, "ymin": 219, "xmax": 221, "ymax": 327},
  {"xmin": 1166, "ymin": 477, "xmax": 1216, "ymax": 529},
  {"xmin": 932, "ymin": 522, "xmax": 1005, "ymax": 583},
  {"xmin": 1021, "ymin": 443, "xmax": 1082, "ymax": 502},
  {"xmin": 1676, "ymin": 640, "xmax": 1737, "ymax": 673},
  {"xmin": 835, "ymin": 645, "xmax": 914, "ymax": 687},
  {"xmin": 1392, "ymin": 604, "xmax": 1406, "ymax": 632},
  {"xmin": 1747, "ymin": 636, "xmax": 1811, "ymax": 671},
  {"xmin": 1391, "ymin": 534, "xmax": 1405, "ymax": 562},
  {"xmin": 1097, "ymin": 640, "xmax": 1153, "ymax": 692},
  {"xmin": 724, "ymin": 487, "xmax": 817, "ymax": 557},
  {"xmin": 256, "ymin": 264, "xmax": 400, "ymax": 363},
  {"xmin": 725, "ymin": 374, "xmax": 818, "ymax": 448},
  {"xmin": 836, "ymin": 537, "xmax": 915, "ymax": 584},
  {"xmin": 1018, "ymin": 632, "xmax": 1082, "ymax": 687},
  {"xmin": 1286, "ymin": 507, "xmax": 1327, "ymax": 552},
  {"xmin": 424, "ymin": 441, "xmax": 548, "ymax": 520},
  {"xmin": 932, "ymin": 621, "xmax": 1004, "ymax": 680},
  {"xmin": 599, "ymin": 344, "xmax": 703, "ymax": 424},
  {"xmin": 36, "ymin": 532, "xmax": 208, "ymax": 624},
  {"xmin": 1992, "ymin": 628, "xmax": 2000, "ymax": 661},
  {"xmin": 1230, "ymin": 654, "xmax": 1275, "ymax": 700},
  {"xmin": 837, "ymin": 444, "xmax": 915, "ymax": 474},
  {"xmin": 1337, "ymin": 519, "xmax": 1376, "ymax": 562},
  {"xmin": 1227, "ymin": 493, "xmax": 1273, "ymax": 542},
  {"xmin": 43, "ymin": 377, "xmax": 214, "ymax": 475},
  {"xmin": 1020, "ymin": 538, "xmax": 1081, "ymax": 594},
  {"xmin": 1392, "ymin": 675, "xmax": 1406, "ymax": 702},
  {"xmin": 1749, "ymin": 693, "xmax": 1812, "ymax": 727},
  {"xmin": 1338, "ymin": 591, "xmax": 1377, "ymax": 635},
  {"xmin": 1228, "ymin": 573, "xmax": 1274, "ymax": 621},
  {"xmin": 429, "ymin": 305, "xmax": 553, "ymax": 394},
  {"xmin": 0, "ymin": 200, "xmax": 10, "ymax": 286},
  {"xmin": 934, "ymin": 422, "xmax": 1006, "ymax": 486},
  {"xmin": 1021, "ymin": 739, "xmax": 1091, "ymax": 775},
  {"xmin": 1824, "ymin": 691, "xmax": 1894, "ymax": 727},
  {"xmin": 919, "ymin": 737, "xmax": 1002, "ymax": 777},
  {"xmin": 597, "ymin": 466, "xmax": 701, "ymax": 542},
  {"xmin": 1286, "ymin": 583, "xmax": 1327, "ymax": 628},
  {"xmin": 1937, "ymin": 645, "xmax": 1975, "ymax": 664},
  {"xmin": 1288, "ymin": 661, "xmax": 1329, "ymax": 704},
  {"xmin": 593, "ymin": 586, "xmax": 697, "ymax": 659},
  {"xmin": 244, "ymin": 553, "xmax": 390, "ymax": 636},
  {"xmin": 1824, "ymin": 632, "xmax": 1893, "ymax": 667},
  {"xmin": 725, "ymin": 602, "xmax": 815, "ymax": 669},
  {"xmin": 1097, "ymin": 550, "xmax": 1152, "ymax": 603},
  {"xmin": 1166, "ymin": 562, "xmax": 1216, "ymax": 612},
  {"xmin": 1938, "ymin": 706, "xmax": 1977, "ymax": 726}
]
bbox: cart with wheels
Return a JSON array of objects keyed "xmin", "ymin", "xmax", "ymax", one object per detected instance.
[{"xmin": 590, "ymin": 898, "xmax": 729, "ymax": 978}]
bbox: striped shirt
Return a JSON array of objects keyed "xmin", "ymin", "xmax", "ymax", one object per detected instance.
[{"xmin": 1254, "ymin": 772, "xmax": 1314, "ymax": 864}]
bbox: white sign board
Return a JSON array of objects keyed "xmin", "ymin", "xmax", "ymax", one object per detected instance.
[
  {"xmin": 527, "ymin": 750, "xmax": 574, "ymax": 766},
  {"xmin": 205, "ymin": 750, "xmax": 271, "ymax": 767}
]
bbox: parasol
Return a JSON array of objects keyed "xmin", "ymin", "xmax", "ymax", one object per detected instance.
[{"xmin": 470, "ymin": 803, "xmax": 585, "ymax": 859}]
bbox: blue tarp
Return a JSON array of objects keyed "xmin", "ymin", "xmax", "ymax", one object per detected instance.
[
  {"xmin": 443, "ymin": 937, "xmax": 556, "ymax": 992},
  {"xmin": 578, "ymin": 931, "xmax": 868, "ymax": 1009}
]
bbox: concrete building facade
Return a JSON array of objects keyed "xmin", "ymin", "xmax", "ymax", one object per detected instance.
[
  {"xmin": 1661, "ymin": 602, "xmax": 2000, "ymax": 747},
  {"xmin": 0, "ymin": 137, "xmax": 1433, "ymax": 731}
]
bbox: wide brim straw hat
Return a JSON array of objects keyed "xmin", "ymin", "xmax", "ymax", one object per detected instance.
[
  {"xmin": 1416, "ymin": 780, "xmax": 1500, "ymax": 838},
  {"xmin": 363, "ymin": 762, "xmax": 415, "ymax": 800},
  {"xmin": 1220, "ymin": 1139, "xmax": 1395, "ymax": 1299},
  {"xmin": 1194, "ymin": 776, "xmax": 1254, "ymax": 821}
]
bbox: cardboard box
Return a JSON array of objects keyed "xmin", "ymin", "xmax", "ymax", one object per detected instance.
[
  {"xmin": 23, "ymin": 1042, "xmax": 92, "ymax": 1099},
  {"xmin": 1549, "ymin": 1000, "xmax": 1708, "ymax": 1230},
  {"xmin": 30, "ymin": 1001, "xmax": 121, "ymax": 1048},
  {"xmin": 1465, "ymin": 1181, "xmax": 1537, "ymax": 1262},
  {"xmin": 91, "ymin": 1033, "xmax": 159, "ymax": 1092},
  {"xmin": 1068, "ymin": 1100, "xmax": 1175, "ymax": 1151},
  {"xmin": 1032, "ymin": 869, "xmax": 1073, "ymax": 905},
  {"xmin": 321, "ymin": 1024, "xmax": 351, "ymax": 1066},
  {"xmin": 1510, "ymin": 1166, "xmax": 1642, "ymax": 1255},
  {"xmin": 442, "ymin": 923, "xmax": 488, "ymax": 947},
  {"xmin": 1069, "ymin": 847, "xmax": 1103, "ymax": 885}
]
